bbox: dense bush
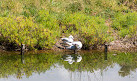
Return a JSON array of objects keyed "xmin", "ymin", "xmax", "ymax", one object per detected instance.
[
  {"xmin": 0, "ymin": 16, "xmax": 59, "ymax": 50},
  {"xmin": 35, "ymin": 10, "xmax": 60, "ymax": 30},
  {"xmin": 0, "ymin": 0, "xmax": 137, "ymax": 50},
  {"xmin": 0, "ymin": 0, "xmax": 133, "ymax": 17},
  {"xmin": 112, "ymin": 12, "xmax": 137, "ymax": 37},
  {"xmin": 58, "ymin": 13, "xmax": 111, "ymax": 49},
  {"xmin": 66, "ymin": 2, "xmax": 82, "ymax": 13}
]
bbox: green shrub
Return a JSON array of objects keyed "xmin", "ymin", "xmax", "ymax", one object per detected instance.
[
  {"xmin": 58, "ymin": 12, "xmax": 110, "ymax": 49},
  {"xmin": 0, "ymin": 0, "xmax": 137, "ymax": 50},
  {"xmin": 84, "ymin": 7, "xmax": 92, "ymax": 14},
  {"xmin": 35, "ymin": 10, "xmax": 60, "ymax": 30},
  {"xmin": 79, "ymin": 16, "xmax": 110, "ymax": 49},
  {"xmin": 22, "ymin": 4, "xmax": 38, "ymax": 17},
  {"xmin": 112, "ymin": 12, "xmax": 137, "ymax": 30},
  {"xmin": 119, "ymin": 25, "xmax": 137, "ymax": 38},
  {"xmin": 65, "ymin": 2, "xmax": 82, "ymax": 13},
  {"xmin": 0, "ymin": 16, "xmax": 58, "ymax": 50},
  {"xmin": 112, "ymin": 12, "xmax": 137, "ymax": 37},
  {"xmin": 119, "ymin": 29, "xmax": 129, "ymax": 37}
]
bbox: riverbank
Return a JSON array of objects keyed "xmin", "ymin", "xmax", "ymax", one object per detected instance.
[
  {"xmin": 0, "ymin": 40, "xmax": 137, "ymax": 52},
  {"xmin": 0, "ymin": 0, "xmax": 137, "ymax": 51}
]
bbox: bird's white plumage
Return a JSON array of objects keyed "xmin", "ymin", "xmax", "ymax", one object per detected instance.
[
  {"xmin": 61, "ymin": 35, "xmax": 74, "ymax": 43},
  {"xmin": 60, "ymin": 35, "xmax": 82, "ymax": 51},
  {"xmin": 65, "ymin": 41, "xmax": 82, "ymax": 50}
]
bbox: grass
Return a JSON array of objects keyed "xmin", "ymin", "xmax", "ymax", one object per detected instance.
[{"xmin": 0, "ymin": 0, "xmax": 137, "ymax": 50}]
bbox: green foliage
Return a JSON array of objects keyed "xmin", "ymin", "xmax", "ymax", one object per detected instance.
[
  {"xmin": 66, "ymin": 2, "xmax": 82, "ymax": 13},
  {"xmin": 0, "ymin": 0, "xmax": 134, "ymax": 16},
  {"xmin": 59, "ymin": 13, "xmax": 110, "ymax": 49},
  {"xmin": 119, "ymin": 29, "xmax": 129, "ymax": 37},
  {"xmin": 0, "ymin": 16, "xmax": 58, "ymax": 49},
  {"xmin": 0, "ymin": 0, "xmax": 137, "ymax": 50},
  {"xmin": 35, "ymin": 10, "xmax": 60, "ymax": 30},
  {"xmin": 84, "ymin": 7, "xmax": 92, "ymax": 14},
  {"xmin": 112, "ymin": 12, "xmax": 137, "ymax": 37},
  {"xmin": 22, "ymin": 4, "xmax": 39, "ymax": 17},
  {"xmin": 112, "ymin": 12, "xmax": 137, "ymax": 30}
]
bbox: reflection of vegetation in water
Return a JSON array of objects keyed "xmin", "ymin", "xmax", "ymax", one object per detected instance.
[
  {"xmin": 61, "ymin": 52, "xmax": 113, "ymax": 72},
  {"xmin": 0, "ymin": 51, "xmax": 137, "ymax": 79},
  {"xmin": 0, "ymin": 52, "xmax": 62, "ymax": 79},
  {"xmin": 110, "ymin": 52, "xmax": 137, "ymax": 77}
]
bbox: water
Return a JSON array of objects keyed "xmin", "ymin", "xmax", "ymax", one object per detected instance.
[{"xmin": 0, "ymin": 51, "xmax": 137, "ymax": 81}]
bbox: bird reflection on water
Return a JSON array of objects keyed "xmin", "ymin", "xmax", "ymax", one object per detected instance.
[{"xmin": 62, "ymin": 54, "xmax": 82, "ymax": 64}]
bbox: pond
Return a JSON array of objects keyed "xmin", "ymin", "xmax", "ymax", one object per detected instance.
[{"xmin": 0, "ymin": 50, "xmax": 137, "ymax": 81}]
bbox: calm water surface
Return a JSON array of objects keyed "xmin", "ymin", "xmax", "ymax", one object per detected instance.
[{"xmin": 0, "ymin": 51, "xmax": 137, "ymax": 81}]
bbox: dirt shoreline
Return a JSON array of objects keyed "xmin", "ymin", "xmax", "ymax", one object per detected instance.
[
  {"xmin": 0, "ymin": 43, "xmax": 137, "ymax": 52},
  {"xmin": 0, "ymin": 35, "xmax": 137, "ymax": 52}
]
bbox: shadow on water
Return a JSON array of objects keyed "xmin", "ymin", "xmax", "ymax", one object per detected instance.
[
  {"xmin": 0, "ymin": 50, "xmax": 137, "ymax": 81},
  {"xmin": 104, "ymin": 44, "xmax": 108, "ymax": 60},
  {"xmin": 21, "ymin": 54, "xmax": 25, "ymax": 64}
]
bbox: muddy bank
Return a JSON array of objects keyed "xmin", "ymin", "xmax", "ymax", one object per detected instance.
[
  {"xmin": 1, "ymin": 36, "xmax": 137, "ymax": 52},
  {"xmin": 108, "ymin": 36, "xmax": 137, "ymax": 51}
]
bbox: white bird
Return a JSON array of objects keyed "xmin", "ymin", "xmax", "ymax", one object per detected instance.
[
  {"xmin": 60, "ymin": 35, "xmax": 82, "ymax": 53},
  {"xmin": 65, "ymin": 41, "xmax": 82, "ymax": 50},
  {"xmin": 61, "ymin": 35, "xmax": 74, "ymax": 43}
]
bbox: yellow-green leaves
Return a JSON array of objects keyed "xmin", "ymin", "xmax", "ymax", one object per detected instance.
[
  {"xmin": 112, "ymin": 12, "xmax": 137, "ymax": 37},
  {"xmin": 58, "ymin": 13, "xmax": 110, "ymax": 49},
  {"xmin": 0, "ymin": 16, "xmax": 58, "ymax": 50}
]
